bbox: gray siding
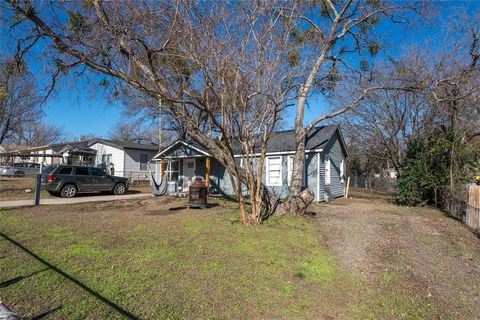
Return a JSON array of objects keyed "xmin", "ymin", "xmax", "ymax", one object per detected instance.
[
  {"xmin": 124, "ymin": 149, "xmax": 157, "ymax": 173},
  {"xmin": 321, "ymin": 136, "xmax": 346, "ymax": 199},
  {"xmin": 210, "ymin": 154, "xmax": 320, "ymax": 200},
  {"xmin": 166, "ymin": 144, "xmax": 204, "ymax": 158},
  {"xmin": 153, "ymin": 130, "xmax": 347, "ymax": 202},
  {"xmin": 210, "ymin": 158, "xmax": 234, "ymax": 195}
]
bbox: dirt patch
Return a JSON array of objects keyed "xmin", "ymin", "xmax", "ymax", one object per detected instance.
[
  {"xmin": 313, "ymin": 192, "xmax": 480, "ymax": 319},
  {"xmin": 144, "ymin": 209, "xmax": 178, "ymax": 216}
]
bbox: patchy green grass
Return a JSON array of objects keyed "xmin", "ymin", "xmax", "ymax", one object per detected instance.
[
  {"xmin": 0, "ymin": 198, "xmax": 347, "ymax": 319},
  {"xmin": 2, "ymin": 196, "xmax": 476, "ymax": 319}
]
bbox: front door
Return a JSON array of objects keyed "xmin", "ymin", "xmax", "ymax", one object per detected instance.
[{"xmin": 183, "ymin": 159, "xmax": 196, "ymax": 188}]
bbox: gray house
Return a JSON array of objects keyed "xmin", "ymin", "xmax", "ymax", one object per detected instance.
[{"xmin": 152, "ymin": 125, "xmax": 348, "ymax": 202}]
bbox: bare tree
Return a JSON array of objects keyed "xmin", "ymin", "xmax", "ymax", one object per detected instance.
[
  {"xmin": 3, "ymin": 0, "xmax": 297, "ymax": 225},
  {"xmin": 108, "ymin": 117, "xmax": 161, "ymax": 145},
  {"xmin": 342, "ymin": 12, "xmax": 480, "ymax": 192},
  {"xmin": 280, "ymin": 0, "xmax": 420, "ymax": 213},
  {"xmin": 343, "ymin": 54, "xmax": 429, "ymax": 173},
  {"xmin": 0, "ymin": 58, "xmax": 41, "ymax": 145},
  {"xmin": 17, "ymin": 119, "xmax": 66, "ymax": 147}
]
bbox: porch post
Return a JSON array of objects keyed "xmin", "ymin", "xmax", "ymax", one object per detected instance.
[
  {"xmin": 161, "ymin": 158, "xmax": 165, "ymax": 179},
  {"xmin": 205, "ymin": 157, "xmax": 211, "ymax": 190}
]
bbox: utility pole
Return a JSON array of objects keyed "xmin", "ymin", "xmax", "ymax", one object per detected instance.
[{"xmin": 158, "ymin": 98, "xmax": 162, "ymax": 148}]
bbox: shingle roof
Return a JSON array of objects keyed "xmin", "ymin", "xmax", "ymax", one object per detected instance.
[
  {"xmin": 156, "ymin": 125, "xmax": 340, "ymax": 157},
  {"xmin": 21, "ymin": 138, "xmax": 159, "ymax": 153},
  {"xmin": 88, "ymin": 139, "xmax": 159, "ymax": 151},
  {"xmin": 230, "ymin": 125, "xmax": 339, "ymax": 154}
]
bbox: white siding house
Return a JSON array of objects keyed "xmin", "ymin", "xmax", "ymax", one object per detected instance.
[
  {"xmin": 17, "ymin": 138, "xmax": 159, "ymax": 180},
  {"xmin": 87, "ymin": 139, "xmax": 158, "ymax": 180},
  {"xmin": 89, "ymin": 142, "xmax": 125, "ymax": 175}
]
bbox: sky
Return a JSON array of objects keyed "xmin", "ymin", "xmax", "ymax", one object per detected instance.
[{"xmin": 2, "ymin": 1, "xmax": 480, "ymax": 140}]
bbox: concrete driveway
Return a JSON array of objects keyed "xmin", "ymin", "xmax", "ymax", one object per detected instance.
[{"xmin": 0, "ymin": 193, "xmax": 153, "ymax": 208}]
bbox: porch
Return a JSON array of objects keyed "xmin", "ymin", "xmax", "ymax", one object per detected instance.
[
  {"xmin": 157, "ymin": 157, "xmax": 212, "ymax": 195},
  {"xmin": 58, "ymin": 145, "xmax": 97, "ymax": 165},
  {"xmin": 152, "ymin": 140, "xmax": 213, "ymax": 196}
]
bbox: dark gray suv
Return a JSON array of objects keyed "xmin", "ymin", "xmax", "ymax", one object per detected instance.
[{"xmin": 42, "ymin": 165, "xmax": 129, "ymax": 198}]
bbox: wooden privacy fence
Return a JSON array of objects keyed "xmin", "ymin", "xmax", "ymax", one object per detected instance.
[
  {"xmin": 441, "ymin": 184, "xmax": 480, "ymax": 233},
  {"xmin": 466, "ymin": 184, "xmax": 480, "ymax": 230}
]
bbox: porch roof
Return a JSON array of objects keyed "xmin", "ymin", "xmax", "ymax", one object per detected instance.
[
  {"xmin": 152, "ymin": 140, "xmax": 211, "ymax": 160},
  {"xmin": 58, "ymin": 145, "xmax": 97, "ymax": 156}
]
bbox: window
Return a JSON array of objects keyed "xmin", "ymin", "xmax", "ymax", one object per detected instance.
[
  {"xmin": 166, "ymin": 160, "xmax": 179, "ymax": 181},
  {"xmin": 58, "ymin": 167, "xmax": 73, "ymax": 175},
  {"xmin": 101, "ymin": 154, "xmax": 112, "ymax": 164},
  {"xmin": 266, "ymin": 156, "xmax": 282, "ymax": 186},
  {"xmin": 340, "ymin": 159, "xmax": 345, "ymax": 183},
  {"xmin": 140, "ymin": 154, "xmax": 148, "ymax": 171},
  {"xmin": 75, "ymin": 167, "xmax": 90, "ymax": 176},
  {"xmin": 287, "ymin": 156, "xmax": 293, "ymax": 186},
  {"xmin": 91, "ymin": 168, "xmax": 106, "ymax": 176},
  {"xmin": 325, "ymin": 156, "xmax": 331, "ymax": 185}
]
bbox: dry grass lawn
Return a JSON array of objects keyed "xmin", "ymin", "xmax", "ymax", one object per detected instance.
[{"xmin": 1, "ymin": 192, "xmax": 480, "ymax": 319}]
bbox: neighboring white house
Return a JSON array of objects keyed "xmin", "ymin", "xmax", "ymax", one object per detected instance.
[
  {"xmin": 87, "ymin": 139, "xmax": 158, "ymax": 180},
  {"xmin": 19, "ymin": 138, "xmax": 159, "ymax": 180}
]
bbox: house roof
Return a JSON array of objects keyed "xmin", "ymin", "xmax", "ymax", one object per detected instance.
[
  {"xmin": 153, "ymin": 140, "xmax": 211, "ymax": 159},
  {"xmin": 153, "ymin": 124, "xmax": 347, "ymax": 159},
  {"xmin": 22, "ymin": 140, "xmax": 92, "ymax": 153},
  {"xmin": 21, "ymin": 138, "xmax": 159, "ymax": 153},
  {"xmin": 88, "ymin": 139, "xmax": 159, "ymax": 151},
  {"xmin": 231, "ymin": 125, "xmax": 339, "ymax": 154}
]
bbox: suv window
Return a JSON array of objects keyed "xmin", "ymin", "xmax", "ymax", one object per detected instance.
[
  {"xmin": 75, "ymin": 167, "xmax": 90, "ymax": 176},
  {"xmin": 13, "ymin": 163, "xmax": 23, "ymax": 167},
  {"xmin": 91, "ymin": 168, "xmax": 105, "ymax": 176},
  {"xmin": 58, "ymin": 167, "xmax": 73, "ymax": 175}
]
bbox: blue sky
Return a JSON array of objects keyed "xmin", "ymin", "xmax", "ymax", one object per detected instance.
[
  {"xmin": 42, "ymin": 94, "xmax": 122, "ymax": 140},
  {"xmin": 2, "ymin": 1, "xmax": 479, "ymax": 139}
]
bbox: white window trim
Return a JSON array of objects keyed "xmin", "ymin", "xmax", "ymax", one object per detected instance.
[
  {"xmin": 166, "ymin": 160, "xmax": 180, "ymax": 182},
  {"xmin": 317, "ymin": 152, "xmax": 320, "ymax": 201},
  {"xmin": 340, "ymin": 159, "xmax": 345, "ymax": 184},
  {"xmin": 266, "ymin": 156, "xmax": 283, "ymax": 187},
  {"xmin": 325, "ymin": 156, "xmax": 331, "ymax": 186},
  {"xmin": 287, "ymin": 156, "xmax": 293, "ymax": 186}
]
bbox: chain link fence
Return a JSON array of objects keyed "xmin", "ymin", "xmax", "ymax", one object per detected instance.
[
  {"xmin": 0, "ymin": 176, "xmax": 40, "ymax": 207},
  {"xmin": 0, "ymin": 169, "xmax": 154, "ymax": 208},
  {"xmin": 350, "ymin": 175, "xmax": 397, "ymax": 196}
]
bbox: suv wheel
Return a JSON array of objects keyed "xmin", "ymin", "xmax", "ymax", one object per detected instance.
[
  {"xmin": 61, "ymin": 184, "xmax": 77, "ymax": 198},
  {"xmin": 113, "ymin": 183, "xmax": 126, "ymax": 195}
]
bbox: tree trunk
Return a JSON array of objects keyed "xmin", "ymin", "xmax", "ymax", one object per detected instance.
[
  {"xmin": 289, "ymin": 134, "xmax": 306, "ymax": 197},
  {"xmin": 281, "ymin": 129, "xmax": 312, "ymax": 215}
]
